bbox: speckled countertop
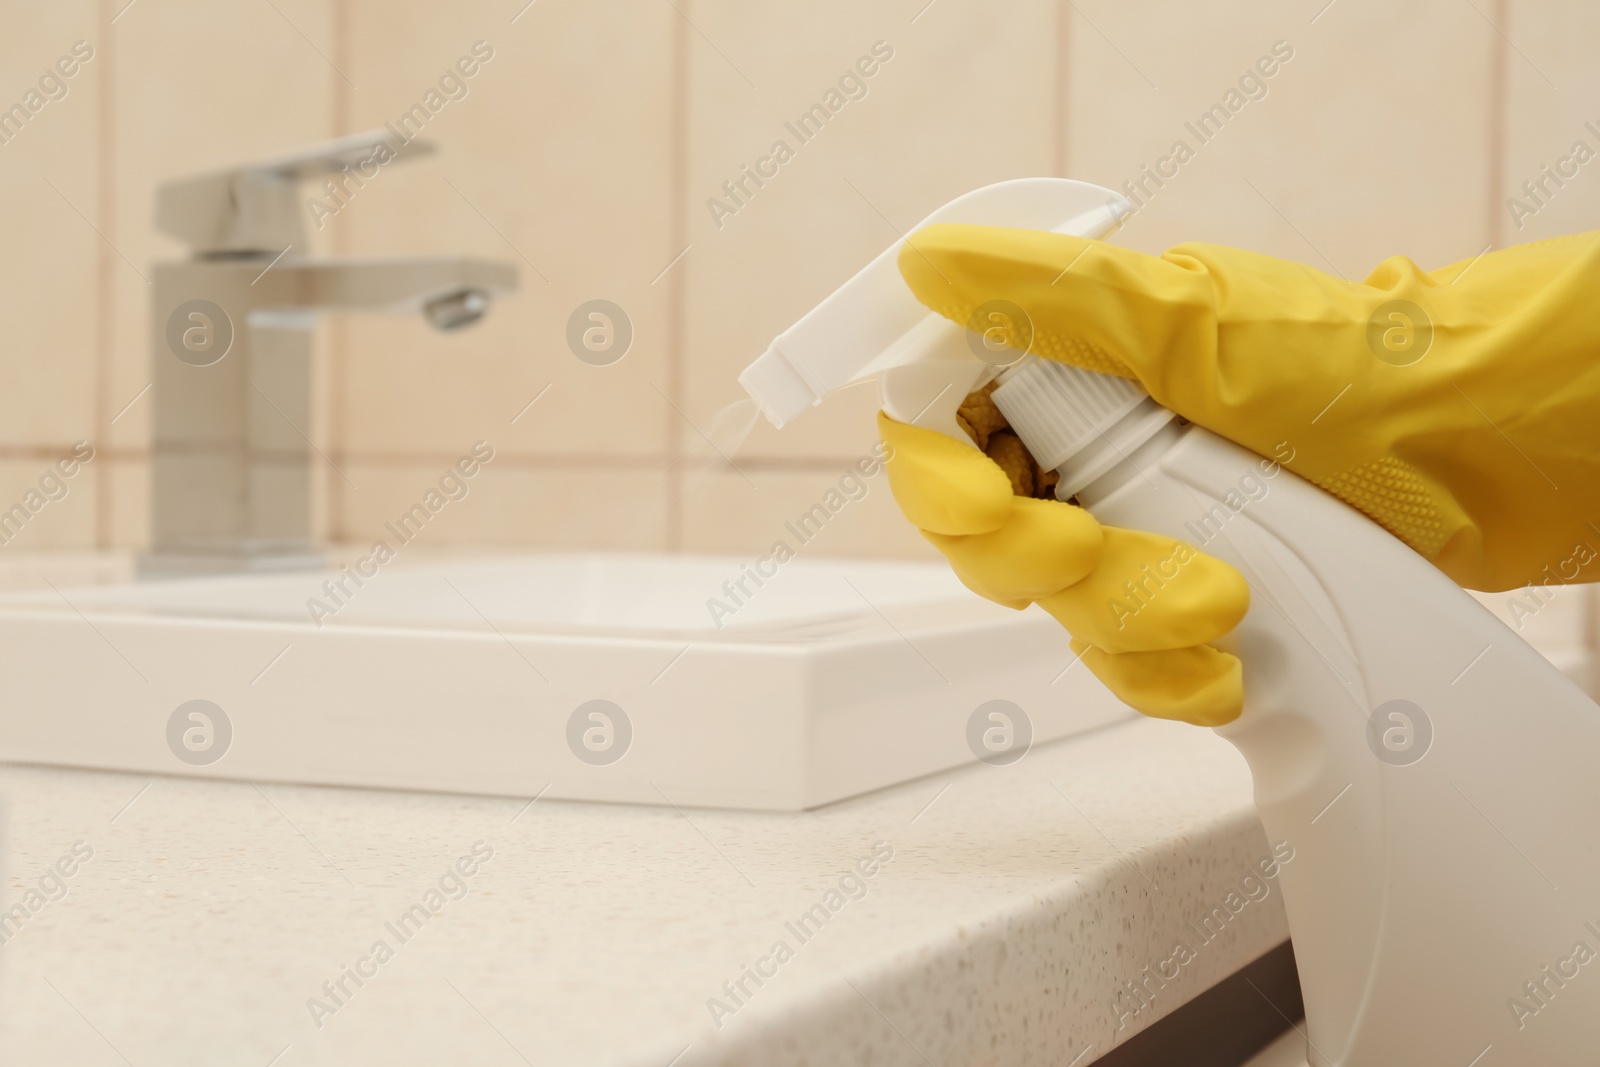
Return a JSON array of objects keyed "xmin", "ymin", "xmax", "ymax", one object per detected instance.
[{"xmin": 0, "ymin": 717, "xmax": 1290, "ymax": 1066}]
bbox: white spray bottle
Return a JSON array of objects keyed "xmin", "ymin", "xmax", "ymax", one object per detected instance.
[{"xmin": 740, "ymin": 179, "xmax": 1600, "ymax": 1064}]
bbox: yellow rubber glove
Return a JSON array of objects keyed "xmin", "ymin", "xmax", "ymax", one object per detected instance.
[
  {"xmin": 881, "ymin": 413, "xmax": 1250, "ymax": 725},
  {"xmin": 885, "ymin": 225, "xmax": 1600, "ymax": 724}
]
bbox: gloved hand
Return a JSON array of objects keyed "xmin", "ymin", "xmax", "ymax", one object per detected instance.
[
  {"xmin": 881, "ymin": 412, "xmax": 1251, "ymax": 725},
  {"xmin": 884, "ymin": 224, "xmax": 1600, "ymax": 725}
]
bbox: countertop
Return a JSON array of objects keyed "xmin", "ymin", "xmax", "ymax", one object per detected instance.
[
  {"xmin": 0, "ymin": 717, "xmax": 1288, "ymax": 1066},
  {"xmin": 0, "ymin": 552, "xmax": 1587, "ymax": 1066}
]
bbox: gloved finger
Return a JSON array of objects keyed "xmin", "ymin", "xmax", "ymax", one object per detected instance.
[
  {"xmin": 898, "ymin": 223, "xmax": 1207, "ymax": 385},
  {"xmin": 1036, "ymin": 527, "xmax": 1249, "ymax": 654},
  {"xmin": 1072, "ymin": 639, "xmax": 1243, "ymax": 727},
  {"xmin": 879, "ymin": 412, "xmax": 1013, "ymax": 536},
  {"xmin": 924, "ymin": 497, "xmax": 1103, "ymax": 602},
  {"xmin": 896, "ymin": 223, "xmax": 1369, "ymax": 444}
]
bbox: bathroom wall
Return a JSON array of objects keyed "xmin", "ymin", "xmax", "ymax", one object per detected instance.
[
  {"xmin": 4, "ymin": 0, "xmax": 1597, "ymax": 574},
  {"xmin": 3, "ymin": 0, "xmax": 338, "ymax": 554}
]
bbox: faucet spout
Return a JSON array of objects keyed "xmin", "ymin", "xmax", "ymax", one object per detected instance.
[
  {"xmin": 144, "ymin": 135, "xmax": 521, "ymax": 576},
  {"xmin": 266, "ymin": 257, "xmax": 518, "ymax": 318}
]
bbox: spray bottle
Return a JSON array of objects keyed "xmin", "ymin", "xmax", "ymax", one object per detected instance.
[{"xmin": 740, "ymin": 179, "xmax": 1600, "ymax": 1064}]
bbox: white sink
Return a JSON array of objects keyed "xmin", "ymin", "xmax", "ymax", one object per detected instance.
[{"xmin": 0, "ymin": 553, "xmax": 1129, "ymax": 809}]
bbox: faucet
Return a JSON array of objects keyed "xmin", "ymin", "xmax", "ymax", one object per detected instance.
[{"xmin": 144, "ymin": 130, "xmax": 517, "ymax": 575}]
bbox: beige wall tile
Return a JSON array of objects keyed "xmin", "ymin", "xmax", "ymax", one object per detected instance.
[
  {"xmin": 0, "ymin": 5, "xmax": 100, "ymax": 449},
  {"xmin": 681, "ymin": 463, "xmax": 936, "ymax": 561},
  {"xmin": 105, "ymin": 0, "xmax": 337, "ymax": 559},
  {"xmin": 0, "ymin": 548, "xmax": 132, "ymax": 590},
  {"xmin": 107, "ymin": 0, "xmax": 336, "ymax": 458},
  {"xmin": 1502, "ymin": 2, "xmax": 1600, "ymax": 242},
  {"xmin": 107, "ymin": 454, "xmax": 148, "ymax": 549},
  {"xmin": 1473, "ymin": 585, "xmax": 1593, "ymax": 648},
  {"xmin": 682, "ymin": 0, "xmax": 1061, "ymax": 464},
  {"xmin": 0, "ymin": 456, "xmax": 99, "ymax": 550},
  {"xmin": 1066, "ymin": 0, "xmax": 1495, "ymax": 274},
  {"xmin": 337, "ymin": 0, "xmax": 677, "ymax": 461},
  {"xmin": 5, "ymin": 0, "xmax": 1531, "ymax": 562},
  {"xmin": 338, "ymin": 460, "xmax": 668, "ymax": 551}
]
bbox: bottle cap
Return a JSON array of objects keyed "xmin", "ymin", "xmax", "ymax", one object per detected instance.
[{"xmin": 992, "ymin": 358, "xmax": 1175, "ymax": 497}]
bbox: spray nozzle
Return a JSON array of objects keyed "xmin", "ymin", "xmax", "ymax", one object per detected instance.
[{"xmin": 738, "ymin": 178, "xmax": 1132, "ymax": 443}]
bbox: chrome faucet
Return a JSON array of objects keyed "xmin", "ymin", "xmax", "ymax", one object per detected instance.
[{"xmin": 145, "ymin": 130, "xmax": 517, "ymax": 575}]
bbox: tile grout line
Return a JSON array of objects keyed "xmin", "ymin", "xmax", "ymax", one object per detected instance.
[
  {"xmin": 665, "ymin": 0, "xmax": 691, "ymax": 551},
  {"xmin": 95, "ymin": 0, "xmax": 117, "ymax": 549},
  {"xmin": 0, "ymin": 445, "xmax": 877, "ymax": 473},
  {"xmin": 1054, "ymin": 0, "xmax": 1071, "ymax": 177},
  {"xmin": 1486, "ymin": 0, "xmax": 1509, "ymax": 251}
]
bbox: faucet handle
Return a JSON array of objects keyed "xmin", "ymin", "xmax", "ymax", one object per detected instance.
[
  {"xmin": 155, "ymin": 129, "xmax": 436, "ymax": 255},
  {"xmin": 242, "ymin": 128, "xmax": 436, "ymax": 179}
]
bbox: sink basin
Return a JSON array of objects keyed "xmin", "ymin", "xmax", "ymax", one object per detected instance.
[{"xmin": 0, "ymin": 553, "xmax": 1130, "ymax": 809}]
